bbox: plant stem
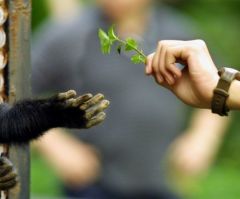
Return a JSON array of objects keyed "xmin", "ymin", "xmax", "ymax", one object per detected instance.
[{"xmin": 117, "ymin": 38, "xmax": 147, "ymax": 58}]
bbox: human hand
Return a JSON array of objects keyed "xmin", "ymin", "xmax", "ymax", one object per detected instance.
[{"xmin": 146, "ymin": 40, "xmax": 219, "ymax": 108}]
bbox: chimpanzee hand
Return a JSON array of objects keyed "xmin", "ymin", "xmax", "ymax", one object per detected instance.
[
  {"xmin": 0, "ymin": 90, "xmax": 110, "ymax": 144},
  {"xmin": 49, "ymin": 90, "xmax": 110, "ymax": 129},
  {"xmin": 0, "ymin": 156, "xmax": 17, "ymax": 191}
]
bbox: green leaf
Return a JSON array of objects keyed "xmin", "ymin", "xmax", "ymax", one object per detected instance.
[
  {"xmin": 98, "ymin": 26, "xmax": 147, "ymax": 64},
  {"xmin": 125, "ymin": 38, "xmax": 138, "ymax": 51},
  {"xmin": 108, "ymin": 25, "xmax": 118, "ymax": 41},
  {"xmin": 131, "ymin": 54, "xmax": 146, "ymax": 64},
  {"xmin": 102, "ymin": 42, "xmax": 112, "ymax": 54},
  {"xmin": 98, "ymin": 29, "xmax": 112, "ymax": 54},
  {"xmin": 98, "ymin": 29, "xmax": 109, "ymax": 42},
  {"xmin": 117, "ymin": 45, "xmax": 122, "ymax": 54}
]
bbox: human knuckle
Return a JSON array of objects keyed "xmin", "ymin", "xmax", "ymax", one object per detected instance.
[
  {"xmin": 158, "ymin": 40, "xmax": 162, "ymax": 46},
  {"xmin": 159, "ymin": 40, "xmax": 167, "ymax": 45},
  {"xmin": 194, "ymin": 39, "xmax": 206, "ymax": 49},
  {"xmin": 165, "ymin": 48, "xmax": 172, "ymax": 57}
]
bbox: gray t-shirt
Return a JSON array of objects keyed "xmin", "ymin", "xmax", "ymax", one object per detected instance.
[{"xmin": 32, "ymin": 6, "xmax": 195, "ymax": 194}]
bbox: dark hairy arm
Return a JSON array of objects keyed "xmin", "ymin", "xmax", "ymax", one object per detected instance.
[
  {"xmin": 0, "ymin": 90, "xmax": 109, "ymax": 191},
  {"xmin": 0, "ymin": 90, "xmax": 109, "ymax": 144}
]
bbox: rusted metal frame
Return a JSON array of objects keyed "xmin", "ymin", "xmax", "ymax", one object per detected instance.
[
  {"xmin": 0, "ymin": 0, "xmax": 11, "ymax": 198},
  {"xmin": 0, "ymin": 0, "xmax": 31, "ymax": 199}
]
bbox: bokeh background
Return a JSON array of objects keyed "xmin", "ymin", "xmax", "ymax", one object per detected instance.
[{"xmin": 31, "ymin": 0, "xmax": 240, "ymax": 199}]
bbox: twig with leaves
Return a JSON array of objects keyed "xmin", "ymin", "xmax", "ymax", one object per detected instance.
[{"xmin": 98, "ymin": 26, "xmax": 147, "ymax": 64}]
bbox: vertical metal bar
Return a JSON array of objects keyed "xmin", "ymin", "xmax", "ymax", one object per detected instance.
[
  {"xmin": 6, "ymin": 0, "xmax": 31, "ymax": 199},
  {"xmin": 0, "ymin": 0, "xmax": 9, "ymax": 198}
]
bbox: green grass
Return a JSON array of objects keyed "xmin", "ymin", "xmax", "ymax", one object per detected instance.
[
  {"xmin": 30, "ymin": 150, "xmax": 63, "ymax": 197},
  {"xmin": 186, "ymin": 164, "xmax": 240, "ymax": 199},
  {"xmin": 30, "ymin": 150, "xmax": 240, "ymax": 199}
]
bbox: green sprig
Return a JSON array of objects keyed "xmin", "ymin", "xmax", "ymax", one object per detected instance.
[{"xmin": 98, "ymin": 25, "xmax": 147, "ymax": 64}]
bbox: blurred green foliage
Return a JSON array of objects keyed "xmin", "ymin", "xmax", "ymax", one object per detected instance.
[
  {"xmin": 32, "ymin": 0, "xmax": 48, "ymax": 30},
  {"xmin": 174, "ymin": 0, "xmax": 240, "ymax": 68},
  {"xmin": 31, "ymin": 150, "xmax": 62, "ymax": 197},
  {"xmin": 31, "ymin": 0, "xmax": 240, "ymax": 198}
]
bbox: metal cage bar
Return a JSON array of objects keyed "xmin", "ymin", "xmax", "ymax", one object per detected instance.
[
  {"xmin": 0, "ymin": 3, "xmax": 9, "ymax": 198},
  {"xmin": 0, "ymin": 0, "xmax": 31, "ymax": 199}
]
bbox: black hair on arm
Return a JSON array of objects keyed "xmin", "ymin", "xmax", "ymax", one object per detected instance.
[
  {"xmin": 0, "ymin": 91, "xmax": 109, "ymax": 145},
  {"xmin": 0, "ymin": 90, "xmax": 109, "ymax": 192},
  {"xmin": 0, "ymin": 99, "xmax": 63, "ymax": 144}
]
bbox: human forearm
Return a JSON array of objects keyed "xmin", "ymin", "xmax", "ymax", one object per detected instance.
[
  {"xmin": 170, "ymin": 110, "xmax": 230, "ymax": 176},
  {"xmin": 227, "ymin": 80, "xmax": 240, "ymax": 110},
  {"xmin": 34, "ymin": 129, "xmax": 101, "ymax": 186},
  {"xmin": 189, "ymin": 110, "xmax": 229, "ymax": 140}
]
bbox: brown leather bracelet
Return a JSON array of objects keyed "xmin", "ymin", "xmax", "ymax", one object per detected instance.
[{"xmin": 211, "ymin": 67, "xmax": 240, "ymax": 116}]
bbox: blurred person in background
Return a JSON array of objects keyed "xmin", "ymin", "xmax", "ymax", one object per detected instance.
[
  {"xmin": 46, "ymin": 0, "xmax": 80, "ymax": 22},
  {"xmin": 32, "ymin": 0, "xmax": 229, "ymax": 198}
]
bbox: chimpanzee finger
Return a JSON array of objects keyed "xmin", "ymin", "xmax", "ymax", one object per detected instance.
[
  {"xmin": 85, "ymin": 100, "xmax": 110, "ymax": 120},
  {"xmin": 57, "ymin": 90, "xmax": 77, "ymax": 101},
  {"xmin": 75, "ymin": 94, "xmax": 94, "ymax": 106},
  {"xmin": 0, "ymin": 171, "xmax": 17, "ymax": 183},
  {"xmin": 0, "ymin": 157, "xmax": 4, "ymax": 166},
  {"xmin": 0, "ymin": 164, "xmax": 13, "ymax": 177},
  {"xmin": 86, "ymin": 112, "xmax": 106, "ymax": 128},
  {"xmin": 65, "ymin": 94, "xmax": 93, "ymax": 108},
  {"xmin": 80, "ymin": 94, "xmax": 105, "ymax": 110},
  {"xmin": 0, "ymin": 179, "xmax": 17, "ymax": 191},
  {"xmin": 0, "ymin": 156, "xmax": 11, "ymax": 165}
]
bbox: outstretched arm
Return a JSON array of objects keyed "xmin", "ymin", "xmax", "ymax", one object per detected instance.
[
  {"xmin": 146, "ymin": 40, "xmax": 240, "ymax": 110},
  {"xmin": 168, "ymin": 110, "xmax": 229, "ymax": 177},
  {"xmin": 0, "ymin": 90, "xmax": 109, "ymax": 144}
]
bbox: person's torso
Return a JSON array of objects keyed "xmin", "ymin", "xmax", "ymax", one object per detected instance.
[{"xmin": 37, "ymin": 6, "xmax": 195, "ymax": 193}]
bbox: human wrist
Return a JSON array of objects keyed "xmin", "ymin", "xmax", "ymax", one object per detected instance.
[
  {"xmin": 227, "ymin": 80, "xmax": 240, "ymax": 110},
  {"xmin": 211, "ymin": 67, "xmax": 240, "ymax": 115},
  {"xmin": 206, "ymin": 74, "xmax": 219, "ymax": 109}
]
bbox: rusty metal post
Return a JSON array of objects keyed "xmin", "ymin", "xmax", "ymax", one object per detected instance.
[
  {"xmin": 0, "ymin": 4, "xmax": 9, "ymax": 198},
  {"xmin": 0, "ymin": 0, "xmax": 31, "ymax": 199}
]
